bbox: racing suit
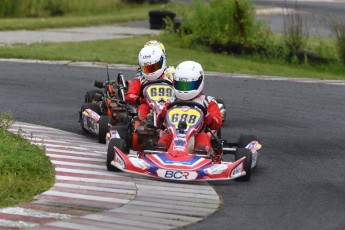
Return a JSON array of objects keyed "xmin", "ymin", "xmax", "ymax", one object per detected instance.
[
  {"xmin": 157, "ymin": 93, "xmax": 222, "ymax": 153},
  {"xmin": 125, "ymin": 67, "xmax": 174, "ymax": 120}
]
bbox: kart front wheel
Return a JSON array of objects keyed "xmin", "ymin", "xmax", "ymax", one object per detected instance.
[
  {"xmin": 98, "ymin": 116, "xmax": 114, "ymax": 144},
  {"xmin": 109, "ymin": 125, "xmax": 130, "ymax": 154},
  {"xmin": 107, "ymin": 138, "xmax": 126, "ymax": 171},
  {"xmin": 235, "ymin": 148, "xmax": 252, "ymax": 181}
]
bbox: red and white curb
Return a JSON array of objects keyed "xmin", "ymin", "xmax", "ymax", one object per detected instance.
[{"xmin": 2, "ymin": 122, "xmax": 219, "ymax": 230}]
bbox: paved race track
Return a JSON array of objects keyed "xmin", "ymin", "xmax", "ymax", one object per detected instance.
[{"xmin": 0, "ymin": 60, "xmax": 344, "ymax": 230}]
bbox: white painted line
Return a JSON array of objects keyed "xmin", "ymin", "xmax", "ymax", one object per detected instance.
[
  {"xmin": 54, "ymin": 183, "xmax": 136, "ymax": 195},
  {"xmin": 46, "ymin": 148, "xmax": 104, "ymax": 157},
  {"xmin": 111, "ymin": 207, "xmax": 202, "ymax": 223},
  {"xmin": 47, "ymin": 153, "xmax": 104, "ymax": 162},
  {"xmin": 55, "ymin": 168, "xmax": 117, "ymax": 177},
  {"xmin": 84, "ymin": 214, "xmax": 171, "ymax": 230},
  {"xmin": 55, "ymin": 175, "xmax": 134, "ymax": 186},
  {"xmin": 41, "ymin": 191, "xmax": 130, "ymax": 204},
  {"xmin": 136, "ymin": 183, "xmax": 218, "ymax": 195},
  {"xmin": 47, "ymin": 221, "xmax": 106, "ymax": 230},
  {"xmin": 51, "ymin": 160, "xmax": 105, "ymax": 169},
  {"xmin": 0, "ymin": 207, "xmax": 72, "ymax": 219},
  {"xmin": 0, "ymin": 219, "xmax": 39, "ymax": 228}
]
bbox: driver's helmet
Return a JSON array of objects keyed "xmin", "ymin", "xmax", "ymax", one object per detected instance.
[
  {"xmin": 144, "ymin": 40, "xmax": 166, "ymax": 59},
  {"xmin": 173, "ymin": 61, "xmax": 204, "ymax": 101},
  {"xmin": 138, "ymin": 45, "xmax": 166, "ymax": 81}
]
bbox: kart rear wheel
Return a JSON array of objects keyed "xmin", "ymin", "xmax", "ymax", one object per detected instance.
[
  {"xmin": 98, "ymin": 116, "xmax": 114, "ymax": 144},
  {"xmin": 80, "ymin": 103, "xmax": 101, "ymax": 132},
  {"xmin": 235, "ymin": 148, "xmax": 252, "ymax": 181},
  {"xmin": 238, "ymin": 135, "xmax": 258, "ymax": 148},
  {"xmin": 107, "ymin": 138, "xmax": 126, "ymax": 171},
  {"xmin": 84, "ymin": 90, "xmax": 102, "ymax": 103}
]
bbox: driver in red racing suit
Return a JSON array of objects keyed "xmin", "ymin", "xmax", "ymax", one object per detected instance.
[
  {"xmin": 157, "ymin": 61, "xmax": 222, "ymax": 154},
  {"xmin": 125, "ymin": 42, "xmax": 174, "ymax": 120}
]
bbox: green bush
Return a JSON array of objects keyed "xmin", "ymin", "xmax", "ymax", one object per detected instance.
[
  {"xmin": 0, "ymin": 0, "xmax": 122, "ymax": 17},
  {"xmin": 178, "ymin": 0, "xmax": 270, "ymax": 53},
  {"xmin": 331, "ymin": 18, "xmax": 345, "ymax": 65}
]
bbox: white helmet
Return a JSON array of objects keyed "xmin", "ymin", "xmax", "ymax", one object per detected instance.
[
  {"xmin": 173, "ymin": 61, "xmax": 204, "ymax": 100},
  {"xmin": 138, "ymin": 45, "xmax": 166, "ymax": 81},
  {"xmin": 144, "ymin": 40, "xmax": 166, "ymax": 58}
]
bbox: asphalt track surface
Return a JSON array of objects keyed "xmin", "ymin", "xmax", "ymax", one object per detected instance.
[{"xmin": 0, "ymin": 60, "xmax": 344, "ymax": 230}]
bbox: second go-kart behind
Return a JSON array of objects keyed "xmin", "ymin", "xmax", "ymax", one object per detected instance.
[{"xmin": 79, "ymin": 72, "xmax": 136, "ymax": 143}]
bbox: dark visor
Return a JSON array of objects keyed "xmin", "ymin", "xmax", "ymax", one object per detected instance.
[
  {"xmin": 141, "ymin": 57, "xmax": 163, "ymax": 74},
  {"xmin": 174, "ymin": 76, "xmax": 203, "ymax": 91}
]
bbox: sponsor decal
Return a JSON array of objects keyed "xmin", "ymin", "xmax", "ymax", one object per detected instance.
[
  {"xmin": 143, "ymin": 55, "xmax": 151, "ymax": 59},
  {"xmin": 115, "ymin": 153, "xmax": 125, "ymax": 169},
  {"xmin": 231, "ymin": 163, "xmax": 243, "ymax": 177},
  {"xmin": 157, "ymin": 169, "xmax": 198, "ymax": 180},
  {"xmin": 251, "ymin": 152, "xmax": 257, "ymax": 168},
  {"xmin": 109, "ymin": 130, "xmax": 120, "ymax": 139},
  {"xmin": 173, "ymin": 146, "xmax": 186, "ymax": 152},
  {"xmin": 173, "ymin": 138, "xmax": 186, "ymax": 146},
  {"xmin": 181, "ymin": 107, "xmax": 190, "ymax": 112},
  {"xmin": 204, "ymin": 164, "xmax": 228, "ymax": 175},
  {"xmin": 129, "ymin": 158, "xmax": 150, "ymax": 170}
]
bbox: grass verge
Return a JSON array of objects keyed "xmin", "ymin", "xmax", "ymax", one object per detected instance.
[
  {"xmin": 0, "ymin": 3, "xmax": 162, "ymax": 31},
  {"xmin": 0, "ymin": 113, "xmax": 55, "ymax": 208},
  {"xmin": 0, "ymin": 33, "xmax": 344, "ymax": 80}
]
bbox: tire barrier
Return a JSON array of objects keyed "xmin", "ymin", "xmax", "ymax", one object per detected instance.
[{"xmin": 149, "ymin": 10, "xmax": 176, "ymax": 30}]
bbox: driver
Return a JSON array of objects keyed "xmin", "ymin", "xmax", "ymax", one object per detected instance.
[
  {"xmin": 125, "ymin": 43, "xmax": 174, "ymax": 120},
  {"xmin": 157, "ymin": 61, "xmax": 222, "ymax": 153}
]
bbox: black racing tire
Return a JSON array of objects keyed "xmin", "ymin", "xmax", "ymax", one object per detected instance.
[
  {"xmin": 238, "ymin": 135, "xmax": 258, "ymax": 148},
  {"xmin": 80, "ymin": 103, "xmax": 102, "ymax": 131},
  {"xmin": 235, "ymin": 148, "xmax": 252, "ymax": 181},
  {"xmin": 98, "ymin": 116, "xmax": 114, "ymax": 144},
  {"xmin": 109, "ymin": 125, "xmax": 130, "ymax": 153},
  {"xmin": 84, "ymin": 90, "xmax": 102, "ymax": 103},
  {"xmin": 148, "ymin": 10, "xmax": 176, "ymax": 30},
  {"xmin": 107, "ymin": 138, "xmax": 126, "ymax": 171}
]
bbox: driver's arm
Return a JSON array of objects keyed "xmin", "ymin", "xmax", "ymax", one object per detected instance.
[
  {"xmin": 205, "ymin": 101, "xmax": 222, "ymax": 130},
  {"xmin": 125, "ymin": 78, "xmax": 142, "ymax": 105}
]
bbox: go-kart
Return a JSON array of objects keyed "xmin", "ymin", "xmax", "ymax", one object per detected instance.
[
  {"xmin": 79, "ymin": 72, "xmax": 136, "ymax": 143},
  {"xmin": 107, "ymin": 100, "xmax": 261, "ymax": 182}
]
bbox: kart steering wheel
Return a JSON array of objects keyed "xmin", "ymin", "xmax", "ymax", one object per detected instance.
[
  {"xmin": 139, "ymin": 79, "xmax": 173, "ymax": 97},
  {"xmin": 167, "ymin": 100, "xmax": 207, "ymax": 115}
]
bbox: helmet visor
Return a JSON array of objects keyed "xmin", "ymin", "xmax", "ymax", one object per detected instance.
[
  {"xmin": 141, "ymin": 57, "xmax": 163, "ymax": 74},
  {"xmin": 174, "ymin": 76, "xmax": 203, "ymax": 91}
]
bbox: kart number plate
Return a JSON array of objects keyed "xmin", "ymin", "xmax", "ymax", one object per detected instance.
[
  {"xmin": 144, "ymin": 84, "xmax": 175, "ymax": 102},
  {"xmin": 167, "ymin": 107, "xmax": 202, "ymax": 128},
  {"xmin": 157, "ymin": 169, "xmax": 198, "ymax": 180}
]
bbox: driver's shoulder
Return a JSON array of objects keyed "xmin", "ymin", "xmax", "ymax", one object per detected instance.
[{"xmin": 192, "ymin": 94, "xmax": 216, "ymax": 107}]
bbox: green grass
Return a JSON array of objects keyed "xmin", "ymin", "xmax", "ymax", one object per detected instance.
[
  {"xmin": 0, "ymin": 113, "xmax": 55, "ymax": 208},
  {"xmin": 0, "ymin": 3, "xmax": 163, "ymax": 31},
  {"xmin": 0, "ymin": 33, "xmax": 344, "ymax": 80}
]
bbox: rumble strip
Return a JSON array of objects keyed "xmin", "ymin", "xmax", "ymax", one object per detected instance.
[{"xmin": 1, "ymin": 122, "xmax": 219, "ymax": 229}]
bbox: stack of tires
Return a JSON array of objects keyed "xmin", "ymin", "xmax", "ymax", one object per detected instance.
[{"xmin": 149, "ymin": 10, "xmax": 176, "ymax": 30}]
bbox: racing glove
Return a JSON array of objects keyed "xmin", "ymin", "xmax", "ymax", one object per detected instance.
[
  {"xmin": 204, "ymin": 113, "xmax": 213, "ymax": 126},
  {"xmin": 160, "ymin": 102, "xmax": 170, "ymax": 120}
]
